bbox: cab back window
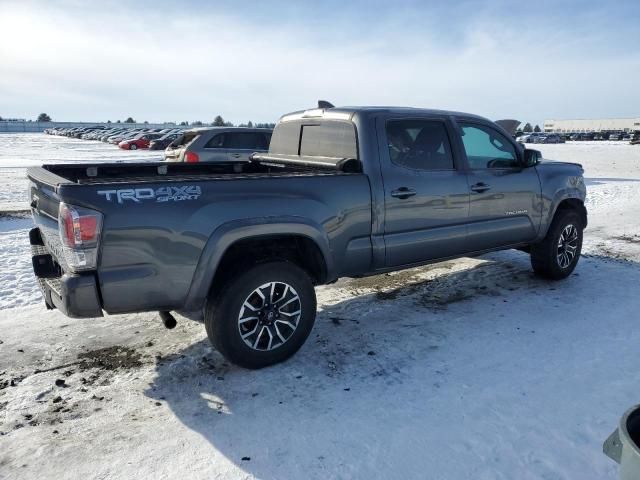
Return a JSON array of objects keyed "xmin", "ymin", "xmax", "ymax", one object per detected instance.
[
  {"xmin": 269, "ymin": 120, "xmax": 358, "ymax": 159},
  {"xmin": 269, "ymin": 122, "xmax": 301, "ymax": 155}
]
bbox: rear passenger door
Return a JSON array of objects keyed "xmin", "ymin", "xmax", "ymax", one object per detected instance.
[
  {"xmin": 456, "ymin": 122, "xmax": 542, "ymax": 250},
  {"xmin": 379, "ymin": 118, "xmax": 470, "ymax": 267},
  {"xmin": 225, "ymin": 132, "xmax": 270, "ymax": 161}
]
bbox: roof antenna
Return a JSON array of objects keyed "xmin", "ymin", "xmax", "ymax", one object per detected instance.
[{"xmin": 318, "ymin": 100, "xmax": 334, "ymax": 109}]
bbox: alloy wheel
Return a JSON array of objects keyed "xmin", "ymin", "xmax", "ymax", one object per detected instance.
[
  {"xmin": 237, "ymin": 282, "xmax": 301, "ymax": 351},
  {"xmin": 556, "ymin": 224, "xmax": 579, "ymax": 269}
]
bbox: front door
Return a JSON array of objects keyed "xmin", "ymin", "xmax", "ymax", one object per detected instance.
[
  {"xmin": 380, "ymin": 118, "xmax": 470, "ymax": 267},
  {"xmin": 457, "ymin": 122, "xmax": 542, "ymax": 251}
]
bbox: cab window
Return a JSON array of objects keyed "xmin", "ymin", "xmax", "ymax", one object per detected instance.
[
  {"xmin": 386, "ymin": 120, "xmax": 454, "ymax": 170},
  {"xmin": 459, "ymin": 124, "xmax": 520, "ymax": 169}
]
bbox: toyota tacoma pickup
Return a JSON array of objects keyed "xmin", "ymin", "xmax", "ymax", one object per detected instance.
[{"xmin": 27, "ymin": 104, "xmax": 587, "ymax": 368}]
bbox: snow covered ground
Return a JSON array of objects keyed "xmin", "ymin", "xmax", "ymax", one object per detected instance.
[
  {"xmin": 0, "ymin": 134, "xmax": 639, "ymax": 479},
  {"xmin": 0, "ymin": 133, "xmax": 161, "ymax": 211}
]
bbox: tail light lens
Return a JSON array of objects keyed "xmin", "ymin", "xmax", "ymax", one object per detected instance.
[
  {"xmin": 58, "ymin": 203, "xmax": 103, "ymax": 271},
  {"xmin": 185, "ymin": 151, "xmax": 199, "ymax": 163}
]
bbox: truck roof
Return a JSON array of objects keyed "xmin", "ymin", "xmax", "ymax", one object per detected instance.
[
  {"xmin": 280, "ymin": 106, "xmax": 491, "ymax": 124},
  {"xmin": 183, "ymin": 126, "xmax": 273, "ymax": 134}
]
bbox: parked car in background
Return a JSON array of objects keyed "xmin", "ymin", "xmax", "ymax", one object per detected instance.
[
  {"xmin": 164, "ymin": 127, "xmax": 272, "ymax": 163},
  {"xmin": 109, "ymin": 129, "xmax": 145, "ymax": 145},
  {"xmin": 534, "ymin": 133, "xmax": 565, "ymax": 144},
  {"xmin": 520, "ymin": 132, "xmax": 546, "ymax": 144},
  {"xmin": 100, "ymin": 129, "xmax": 127, "ymax": 142},
  {"xmin": 609, "ymin": 133, "xmax": 620, "ymax": 141},
  {"xmin": 118, "ymin": 133, "xmax": 164, "ymax": 150},
  {"xmin": 149, "ymin": 132, "xmax": 180, "ymax": 150}
]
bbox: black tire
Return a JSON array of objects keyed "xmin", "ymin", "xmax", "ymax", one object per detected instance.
[
  {"xmin": 130, "ymin": 144, "xmax": 137, "ymax": 150},
  {"xmin": 204, "ymin": 261, "xmax": 317, "ymax": 369},
  {"xmin": 531, "ymin": 210, "xmax": 583, "ymax": 279}
]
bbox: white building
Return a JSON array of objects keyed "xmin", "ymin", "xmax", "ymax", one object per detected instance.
[{"xmin": 543, "ymin": 118, "xmax": 640, "ymax": 133}]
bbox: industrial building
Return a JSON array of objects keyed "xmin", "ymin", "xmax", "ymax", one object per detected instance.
[{"xmin": 543, "ymin": 118, "xmax": 640, "ymax": 133}]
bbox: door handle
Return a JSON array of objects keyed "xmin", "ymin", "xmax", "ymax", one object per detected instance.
[
  {"xmin": 390, "ymin": 187, "xmax": 417, "ymax": 199},
  {"xmin": 231, "ymin": 153, "xmax": 241, "ymax": 158},
  {"xmin": 470, "ymin": 183, "xmax": 491, "ymax": 193}
]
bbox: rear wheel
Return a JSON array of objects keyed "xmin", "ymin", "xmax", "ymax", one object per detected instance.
[
  {"xmin": 531, "ymin": 210, "xmax": 583, "ymax": 279},
  {"xmin": 204, "ymin": 261, "xmax": 317, "ymax": 369}
]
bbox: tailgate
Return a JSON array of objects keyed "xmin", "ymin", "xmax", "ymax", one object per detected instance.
[
  {"xmin": 26, "ymin": 167, "xmax": 104, "ymax": 318},
  {"xmin": 27, "ymin": 166, "xmax": 68, "ymax": 268},
  {"xmin": 28, "ymin": 167, "xmax": 64, "ymax": 220}
]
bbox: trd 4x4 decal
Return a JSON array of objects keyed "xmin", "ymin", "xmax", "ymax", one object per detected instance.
[{"xmin": 97, "ymin": 186, "xmax": 201, "ymax": 204}]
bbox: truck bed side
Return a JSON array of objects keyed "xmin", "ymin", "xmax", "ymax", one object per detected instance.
[{"xmin": 28, "ymin": 169, "xmax": 373, "ymax": 315}]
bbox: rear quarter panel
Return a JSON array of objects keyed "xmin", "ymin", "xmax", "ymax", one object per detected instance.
[{"xmin": 64, "ymin": 174, "xmax": 372, "ymax": 314}]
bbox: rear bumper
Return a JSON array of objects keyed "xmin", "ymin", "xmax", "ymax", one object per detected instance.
[{"xmin": 30, "ymin": 228, "xmax": 103, "ymax": 318}]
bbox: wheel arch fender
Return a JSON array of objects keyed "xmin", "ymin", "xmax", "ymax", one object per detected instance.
[
  {"xmin": 183, "ymin": 216, "xmax": 334, "ymax": 311},
  {"xmin": 540, "ymin": 192, "xmax": 587, "ymax": 239}
]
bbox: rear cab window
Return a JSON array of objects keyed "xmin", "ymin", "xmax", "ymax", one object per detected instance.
[{"xmin": 269, "ymin": 120, "xmax": 358, "ymax": 159}]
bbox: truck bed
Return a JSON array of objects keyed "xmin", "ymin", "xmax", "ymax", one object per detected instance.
[
  {"xmin": 28, "ymin": 161, "xmax": 353, "ymax": 188},
  {"xmin": 26, "ymin": 157, "xmax": 373, "ymax": 316},
  {"xmin": 28, "ymin": 155, "xmax": 361, "ymax": 187}
]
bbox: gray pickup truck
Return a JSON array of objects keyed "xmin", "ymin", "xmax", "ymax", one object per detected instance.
[{"xmin": 27, "ymin": 104, "xmax": 587, "ymax": 368}]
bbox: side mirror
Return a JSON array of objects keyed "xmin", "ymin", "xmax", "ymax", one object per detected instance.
[{"xmin": 524, "ymin": 148, "xmax": 542, "ymax": 167}]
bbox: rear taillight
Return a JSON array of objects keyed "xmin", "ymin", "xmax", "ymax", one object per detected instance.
[
  {"xmin": 185, "ymin": 151, "xmax": 199, "ymax": 163},
  {"xmin": 58, "ymin": 203, "xmax": 103, "ymax": 271}
]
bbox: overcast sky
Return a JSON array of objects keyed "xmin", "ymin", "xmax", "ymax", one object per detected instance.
[{"xmin": 1, "ymin": 0, "xmax": 638, "ymax": 125}]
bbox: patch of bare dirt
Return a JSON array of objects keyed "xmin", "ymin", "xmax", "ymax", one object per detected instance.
[
  {"xmin": 345, "ymin": 261, "xmax": 458, "ymax": 300},
  {"xmin": 346, "ymin": 261, "xmax": 542, "ymax": 309},
  {"xmin": 76, "ymin": 346, "xmax": 143, "ymax": 371}
]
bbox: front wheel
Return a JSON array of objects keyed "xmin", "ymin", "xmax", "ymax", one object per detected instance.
[
  {"xmin": 204, "ymin": 261, "xmax": 317, "ymax": 369},
  {"xmin": 530, "ymin": 210, "xmax": 583, "ymax": 279},
  {"xmin": 130, "ymin": 144, "xmax": 137, "ymax": 150}
]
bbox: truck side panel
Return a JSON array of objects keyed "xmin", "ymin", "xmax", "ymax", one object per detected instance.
[{"xmin": 74, "ymin": 174, "xmax": 373, "ymax": 313}]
